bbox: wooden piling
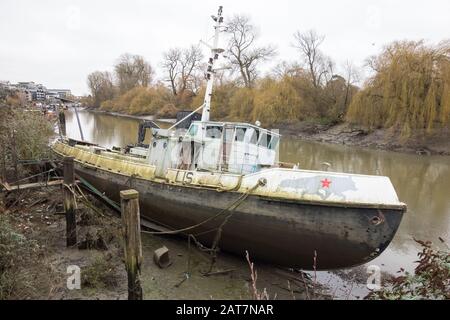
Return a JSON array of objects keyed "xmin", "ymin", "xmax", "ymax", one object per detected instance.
[
  {"xmin": 120, "ymin": 189, "xmax": 143, "ymax": 300},
  {"xmin": 11, "ymin": 131, "xmax": 18, "ymax": 181},
  {"xmin": 58, "ymin": 109, "xmax": 66, "ymax": 136},
  {"xmin": 63, "ymin": 156, "xmax": 77, "ymax": 247},
  {"xmin": 1, "ymin": 149, "xmax": 6, "ymax": 182}
]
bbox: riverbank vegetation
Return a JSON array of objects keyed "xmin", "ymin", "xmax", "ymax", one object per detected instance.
[
  {"xmin": 0, "ymin": 186, "xmax": 129, "ymax": 299},
  {"xmin": 366, "ymin": 239, "xmax": 449, "ymax": 300},
  {"xmin": 84, "ymin": 14, "xmax": 449, "ymax": 142},
  {"xmin": 347, "ymin": 41, "xmax": 450, "ymax": 139},
  {"xmin": 0, "ymin": 104, "xmax": 54, "ymax": 182}
]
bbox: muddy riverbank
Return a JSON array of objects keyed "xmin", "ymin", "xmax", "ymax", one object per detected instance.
[
  {"xmin": 0, "ymin": 185, "xmax": 329, "ymax": 300},
  {"xmin": 280, "ymin": 122, "xmax": 450, "ymax": 156}
]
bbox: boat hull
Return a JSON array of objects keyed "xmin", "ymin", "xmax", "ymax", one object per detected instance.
[{"xmin": 68, "ymin": 160, "xmax": 404, "ymax": 270}]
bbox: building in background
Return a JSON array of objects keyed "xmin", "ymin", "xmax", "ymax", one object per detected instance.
[
  {"xmin": 15, "ymin": 82, "xmax": 47, "ymax": 101},
  {"xmin": 1, "ymin": 81, "xmax": 73, "ymax": 102},
  {"xmin": 47, "ymin": 89, "xmax": 72, "ymax": 99}
]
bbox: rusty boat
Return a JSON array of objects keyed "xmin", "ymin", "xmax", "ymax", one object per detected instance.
[{"xmin": 52, "ymin": 7, "xmax": 406, "ymax": 270}]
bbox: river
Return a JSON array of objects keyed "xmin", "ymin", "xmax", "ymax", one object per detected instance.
[{"xmin": 64, "ymin": 109, "xmax": 450, "ymax": 298}]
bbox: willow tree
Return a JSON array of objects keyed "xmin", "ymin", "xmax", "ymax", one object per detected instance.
[
  {"xmin": 346, "ymin": 40, "xmax": 450, "ymax": 138},
  {"xmin": 229, "ymin": 87, "xmax": 255, "ymax": 121},
  {"xmin": 252, "ymin": 77, "xmax": 303, "ymax": 126}
]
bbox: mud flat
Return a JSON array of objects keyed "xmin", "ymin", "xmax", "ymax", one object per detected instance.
[
  {"xmin": 281, "ymin": 122, "xmax": 450, "ymax": 156},
  {"xmin": 0, "ymin": 185, "xmax": 330, "ymax": 300}
]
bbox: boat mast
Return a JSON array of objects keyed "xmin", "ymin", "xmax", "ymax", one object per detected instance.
[{"xmin": 201, "ymin": 6, "xmax": 224, "ymax": 122}]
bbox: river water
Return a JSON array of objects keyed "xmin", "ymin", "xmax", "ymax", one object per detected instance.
[{"xmin": 64, "ymin": 109, "xmax": 450, "ymax": 295}]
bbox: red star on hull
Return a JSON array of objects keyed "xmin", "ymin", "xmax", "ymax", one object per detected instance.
[{"xmin": 321, "ymin": 178, "xmax": 332, "ymax": 188}]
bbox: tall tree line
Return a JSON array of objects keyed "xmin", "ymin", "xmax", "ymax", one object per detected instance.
[{"xmin": 86, "ymin": 14, "xmax": 449, "ymax": 138}]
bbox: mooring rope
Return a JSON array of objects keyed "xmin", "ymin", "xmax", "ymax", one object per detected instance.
[
  {"xmin": 201, "ymin": 180, "xmax": 264, "ymax": 273},
  {"xmin": 140, "ymin": 178, "xmax": 266, "ymax": 236},
  {"xmin": 169, "ymin": 178, "xmax": 266, "ymax": 282}
]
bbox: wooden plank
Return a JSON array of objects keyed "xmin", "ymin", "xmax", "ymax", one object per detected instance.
[
  {"xmin": 0, "ymin": 179, "xmax": 12, "ymax": 191},
  {"xmin": 2, "ymin": 179, "xmax": 63, "ymax": 191}
]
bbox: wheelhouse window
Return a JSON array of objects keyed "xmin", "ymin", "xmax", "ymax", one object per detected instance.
[
  {"xmin": 268, "ymin": 135, "xmax": 279, "ymax": 150},
  {"xmin": 243, "ymin": 127, "xmax": 260, "ymax": 144},
  {"xmin": 188, "ymin": 124, "xmax": 198, "ymax": 137},
  {"xmin": 258, "ymin": 132, "xmax": 269, "ymax": 147},
  {"xmin": 205, "ymin": 125, "xmax": 223, "ymax": 139},
  {"xmin": 235, "ymin": 127, "xmax": 247, "ymax": 142},
  {"xmin": 249, "ymin": 129, "xmax": 259, "ymax": 144}
]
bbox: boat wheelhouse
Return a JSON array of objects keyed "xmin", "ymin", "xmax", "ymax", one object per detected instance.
[{"xmin": 147, "ymin": 120, "xmax": 280, "ymax": 177}]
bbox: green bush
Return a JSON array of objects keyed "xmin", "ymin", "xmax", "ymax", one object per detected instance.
[
  {"xmin": 0, "ymin": 215, "xmax": 40, "ymax": 299},
  {"xmin": 366, "ymin": 239, "xmax": 450, "ymax": 300},
  {"xmin": 82, "ymin": 255, "xmax": 119, "ymax": 289}
]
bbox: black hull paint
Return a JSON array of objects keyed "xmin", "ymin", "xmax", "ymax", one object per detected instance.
[{"xmin": 72, "ymin": 161, "xmax": 404, "ymax": 270}]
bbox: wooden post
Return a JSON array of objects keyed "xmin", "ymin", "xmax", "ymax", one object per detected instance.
[
  {"xmin": 1, "ymin": 146, "xmax": 6, "ymax": 182},
  {"xmin": 120, "ymin": 189, "xmax": 143, "ymax": 300},
  {"xmin": 63, "ymin": 156, "xmax": 77, "ymax": 247},
  {"xmin": 11, "ymin": 131, "xmax": 18, "ymax": 181},
  {"xmin": 58, "ymin": 109, "xmax": 66, "ymax": 136}
]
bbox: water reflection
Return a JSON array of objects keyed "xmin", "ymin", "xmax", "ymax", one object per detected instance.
[
  {"xmin": 65, "ymin": 110, "xmax": 168, "ymax": 147},
  {"xmin": 65, "ymin": 109, "xmax": 450, "ymax": 274},
  {"xmin": 66, "ymin": 110, "xmax": 141, "ymax": 147}
]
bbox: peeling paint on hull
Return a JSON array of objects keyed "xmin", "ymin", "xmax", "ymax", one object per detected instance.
[{"xmin": 71, "ymin": 160, "xmax": 404, "ymax": 270}]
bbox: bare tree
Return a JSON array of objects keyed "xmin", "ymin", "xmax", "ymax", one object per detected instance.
[
  {"xmin": 227, "ymin": 15, "xmax": 276, "ymax": 88},
  {"xmin": 161, "ymin": 45, "xmax": 204, "ymax": 96},
  {"xmin": 162, "ymin": 48, "xmax": 181, "ymax": 96},
  {"xmin": 179, "ymin": 45, "xmax": 204, "ymax": 94},
  {"xmin": 114, "ymin": 53, "xmax": 153, "ymax": 93},
  {"xmin": 87, "ymin": 71, "xmax": 115, "ymax": 107},
  {"xmin": 293, "ymin": 30, "xmax": 333, "ymax": 88},
  {"xmin": 342, "ymin": 60, "xmax": 360, "ymax": 106},
  {"xmin": 272, "ymin": 61, "xmax": 304, "ymax": 79},
  {"xmin": 133, "ymin": 55, "xmax": 153, "ymax": 87}
]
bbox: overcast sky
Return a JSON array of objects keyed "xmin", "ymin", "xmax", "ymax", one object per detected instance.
[{"xmin": 1, "ymin": 0, "xmax": 449, "ymax": 96}]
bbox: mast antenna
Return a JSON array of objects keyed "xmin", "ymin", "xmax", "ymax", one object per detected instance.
[{"xmin": 201, "ymin": 6, "xmax": 225, "ymax": 122}]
